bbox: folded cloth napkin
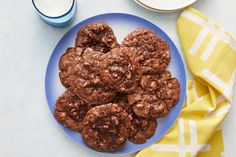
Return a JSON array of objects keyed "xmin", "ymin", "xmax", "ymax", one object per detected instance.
[{"xmin": 136, "ymin": 7, "xmax": 236, "ymax": 157}]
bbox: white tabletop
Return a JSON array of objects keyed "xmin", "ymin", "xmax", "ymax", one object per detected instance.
[{"xmin": 0, "ymin": 0, "xmax": 235, "ymax": 157}]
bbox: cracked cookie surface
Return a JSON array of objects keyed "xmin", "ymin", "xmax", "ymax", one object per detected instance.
[
  {"xmin": 76, "ymin": 22, "xmax": 119, "ymax": 53},
  {"xmin": 100, "ymin": 47, "xmax": 140, "ymax": 93},
  {"xmin": 67, "ymin": 48, "xmax": 116, "ymax": 104},
  {"xmin": 122, "ymin": 28, "xmax": 170, "ymax": 74},
  {"xmin": 54, "ymin": 89, "xmax": 93, "ymax": 132},
  {"xmin": 112, "ymin": 94, "xmax": 157, "ymax": 144},
  {"xmin": 128, "ymin": 70, "xmax": 180, "ymax": 118},
  {"xmin": 81, "ymin": 103, "xmax": 131, "ymax": 151},
  {"xmin": 59, "ymin": 47, "xmax": 84, "ymax": 87}
]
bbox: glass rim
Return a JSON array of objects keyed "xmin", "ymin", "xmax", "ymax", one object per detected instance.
[{"xmin": 32, "ymin": 0, "xmax": 75, "ymax": 18}]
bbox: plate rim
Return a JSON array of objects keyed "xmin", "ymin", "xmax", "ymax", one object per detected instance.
[
  {"xmin": 134, "ymin": 0, "xmax": 197, "ymax": 12},
  {"xmin": 45, "ymin": 12, "xmax": 187, "ymax": 154}
]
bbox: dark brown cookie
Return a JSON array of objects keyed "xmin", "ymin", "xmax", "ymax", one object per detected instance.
[
  {"xmin": 112, "ymin": 94, "xmax": 157, "ymax": 144},
  {"xmin": 67, "ymin": 48, "xmax": 116, "ymax": 104},
  {"xmin": 128, "ymin": 70, "xmax": 180, "ymax": 118},
  {"xmin": 122, "ymin": 28, "xmax": 170, "ymax": 74},
  {"xmin": 157, "ymin": 78, "xmax": 180, "ymax": 109},
  {"xmin": 128, "ymin": 86, "xmax": 168, "ymax": 118},
  {"xmin": 81, "ymin": 103, "xmax": 131, "ymax": 152},
  {"xmin": 154, "ymin": 70, "xmax": 180, "ymax": 109},
  {"xmin": 54, "ymin": 88, "xmax": 92, "ymax": 132},
  {"xmin": 76, "ymin": 22, "xmax": 119, "ymax": 53},
  {"xmin": 100, "ymin": 47, "xmax": 140, "ymax": 93},
  {"xmin": 129, "ymin": 116, "xmax": 157, "ymax": 144},
  {"xmin": 112, "ymin": 93, "xmax": 132, "ymax": 113},
  {"xmin": 58, "ymin": 47, "xmax": 84, "ymax": 87}
]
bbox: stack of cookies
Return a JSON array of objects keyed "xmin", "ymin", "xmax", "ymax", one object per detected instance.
[{"xmin": 54, "ymin": 22, "xmax": 180, "ymax": 152}]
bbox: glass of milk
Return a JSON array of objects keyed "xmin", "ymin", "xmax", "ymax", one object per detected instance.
[{"xmin": 32, "ymin": 0, "xmax": 77, "ymax": 27}]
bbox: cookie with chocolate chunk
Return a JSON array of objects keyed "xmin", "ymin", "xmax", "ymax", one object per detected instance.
[
  {"xmin": 157, "ymin": 78, "xmax": 180, "ymax": 109},
  {"xmin": 76, "ymin": 22, "xmax": 119, "ymax": 53},
  {"xmin": 54, "ymin": 88, "xmax": 92, "ymax": 132},
  {"xmin": 67, "ymin": 48, "xmax": 116, "ymax": 104},
  {"xmin": 122, "ymin": 28, "xmax": 170, "ymax": 74},
  {"xmin": 152, "ymin": 70, "xmax": 180, "ymax": 109},
  {"xmin": 100, "ymin": 47, "xmax": 140, "ymax": 93},
  {"xmin": 81, "ymin": 103, "xmax": 131, "ymax": 151},
  {"xmin": 112, "ymin": 93, "xmax": 131, "ymax": 113},
  {"xmin": 129, "ymin": 116, "xmax": 157, "ymax": 144},
  {"xmin": 112, "ymin": 94, "xmax": 157, "ymax": 144},
  {"xmin": 58, "ymin": 47, "xmax": 84, "ymax": 87},
  {"xmin": 128, "ymin": 86, "xmax": 168, "ymax": 118},
  {"xmin": 128, "ymin": 70, "xmax": 180, "ymax": 118}
]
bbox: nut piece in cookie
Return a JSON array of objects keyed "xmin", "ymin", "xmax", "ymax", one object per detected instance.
[
  {"xmin": 81, "ymin": 103, "xmax": 131, "ymax": 152},
  {"xmin": 76, "ymin": 22, "xmax": 119, "ymax": 53},
  {"xmin": 100, "ymin": 47, "xmax": 140, "ymax": 93},
  {"xmin": 68, "ymin": 48, "xmax": 116, "ymax": 104},
  {"xmin": 128, "ymin": 70, "xmax": 180, "ymax": 118},
  {"xmin": 122, "ymin": 28, "xmax": 170, "ymax": 74},
  {"xmin": 58, "ymin": 47, "xmax": 84, "ymax": 87},
  {"xmin": 54, "ymin": 88, "xmax": 92, "ymax": 132}
]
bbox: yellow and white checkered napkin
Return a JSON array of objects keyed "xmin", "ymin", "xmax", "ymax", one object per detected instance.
[{"xmin": 136, "ymin": 7, "xmax": 236, "ymax": 157}]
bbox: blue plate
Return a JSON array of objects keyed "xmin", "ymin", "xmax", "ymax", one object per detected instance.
[{"xmin": 45, "ymin": 13, "xmax": 186, "ymax": 154}]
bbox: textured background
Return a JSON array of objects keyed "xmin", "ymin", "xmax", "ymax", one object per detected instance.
[{"xmin": 0, "ymin": 0, "xmax": 235, "ymax": 156}]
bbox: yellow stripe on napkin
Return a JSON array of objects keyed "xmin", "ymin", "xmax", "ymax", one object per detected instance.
[{"xmin": 136, "ymin": 7, "xmax": 236, "ymax": 157}]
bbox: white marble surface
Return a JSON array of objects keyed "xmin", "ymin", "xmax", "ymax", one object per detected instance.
[{"xmin": 0, "ymin": 0, "xmax": 235, "ymax": 157}]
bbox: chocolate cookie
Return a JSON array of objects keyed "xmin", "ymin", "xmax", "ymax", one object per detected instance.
[
  {"xmin": 68, "ymin": 48, "xmax": 116, "ymax": 104},
  {"xmin": 81, "ymin": 103, "xmax": 131, "ymax": 151},
  {"xmin": 112, "ymin": 93, "xmax": 132, "ymax": 113},
  {"xmin": 100, "ymin": 47, "xmax": 140, "ymax": 93},
  {"xmin": 122, "ymin": 28, "xmax": 170, "ymax": 74},
  {"xmin": 112, "ymin": 94, "xmax": 157, "ymax": 144},
  {"xmin": 129, "ymin": 116, "xmax": 157, "ymax": 144},
  {"xmin": 76, "ymin": 22, "xmax": 119, "ymax": 53},
  {"xmin": 153, "ymin": 70, "xmax": 180, "ymax": 109},
  {"xmin": 128, "ymin": 86, "xmax": 167, "ymax": 118},
  {"xmin": 54, "ymin": 88, "xmax": 92, "ymax": 132},
  {"xmin": 58, "ymin": 47, "xmax": 84, "ymax": 87},
  {"xmin": 157, "ymin": 77, "xmax": 180, "ymax": 109},
  {"xmin": 128, "ymin": 70, "xmax": 180, "ymax": 118}
]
